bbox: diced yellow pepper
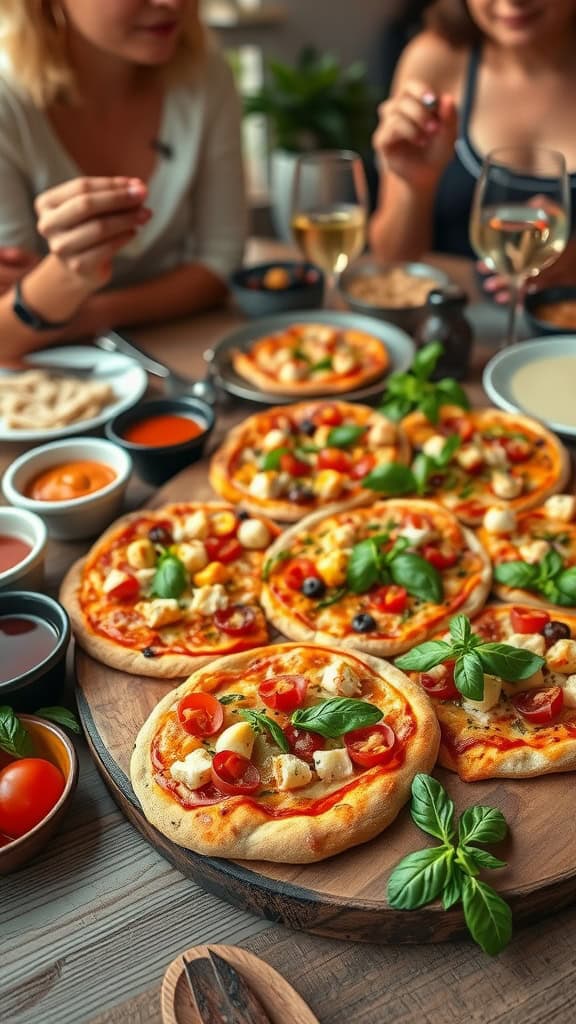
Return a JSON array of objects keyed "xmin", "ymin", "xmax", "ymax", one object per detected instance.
[
  {"xmin": 193, "ymin": 561, "xmax": 229, "ymax": 586},
  {"xmin": 317, "ymin": 550, "xmax": 348, "ymax": 587}
]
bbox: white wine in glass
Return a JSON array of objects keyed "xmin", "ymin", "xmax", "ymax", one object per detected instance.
[
  {"xmin": 470, "ymin": 146, "xmax": 570, "ymax": 348},
  {"xmin": 290, "ymin": 151, "xmax": 368, "ymax": 286}
]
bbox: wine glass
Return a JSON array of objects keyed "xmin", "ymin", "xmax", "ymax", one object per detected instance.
[
  {"xmin": 290, "ymin": 150, "xmax": 369, "ymax": 298},
  {"xmin": 470, "ymin": 146, "xmax": 570, "ymax": 348}
]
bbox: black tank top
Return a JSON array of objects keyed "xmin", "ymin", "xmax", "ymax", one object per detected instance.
[{"xmin": 432, "ymin": 48, "xmax": 576, "ymax": 257}]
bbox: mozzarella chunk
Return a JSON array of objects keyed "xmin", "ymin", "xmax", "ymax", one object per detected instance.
[
  {"xmin": 180, "ymin": 510, "xmax": 209, "ymax": 540},
  {"xmin": 237, "ymin": 518, "xmax": 271, "ymax": 550},
  {"xmin": 422, "ymin": 434, "xmax": 448, "ymax": 460},
  {"xmin": 134, "ymin": 567, "xmax": 156, "ymax": 589},
  {"xmin": 518, "ymin": 539, "xmax": 550, "ymax": 565},
  {"xmin": 546, "ymin": 639, "xmax": 576, "ymax": 674},
  {"xmin": 483, "ymin": 443, "xmax": 508, "ymax": 468},
  {"xmin": 272, "ymin": 754, "xmax": 312, "ymax": 791},
  {"xmin": 214, "ymin": 722, "xmax": 256, "ymax": 759},
  {"xmin": 170, "ymin": 748, "xmax": 213, "ymax": 790},
  {"xmin": 313, "ymin": 425, "xmax": 332, "ymax": 447},
  {"xmin": 332, "ymin": 349, "xmax": 357, "ymax": 375},
  {"xmin": 491, "ymin": 470, "xmax": 523, "ymax": 500},
  {"xmin": 321, "ymin": 661, "xmax": 361, "ymax": 697},
  {"xmin": 367, "ymin": 417, "xmax": 397, "ymax": 446},
  {"xmin": 313, "ymin": 469, "xmax": 344, "ymax": 501},
  {"xmin": 126, "ymin": 538, "xmax": 156, "ymax": 570},
  {"xmin": 313, "ymin": 747, "xmax": 354, "ymax": 782},
  {"xmin": 483, "ymin": 506, "xmax": 517, "ymax": 534},
  {"xmin": 506, "ymin": 632, "xmax": 546, "ymax": 657},
  {"xmin": 455, "ymin": 444, "xmax": 484, "ymax": 472},
  {"xmin": 190, "ymin": 584, "xmax": 228, "ymax": 615},
  {"xmin": 136, "ymin": 598, "xmax": 183, "ymax": 629},
  {"xmin": 177, "ymin": 540, "xmax": 208, "ymax": 574},
  {"xmin": 102, "ymin": 568, "xmax": 133, "ymax": 596},
  {"xmin": 249, "ymin": 471, "xmax": 281, "ymax": 500},
  {"xmin": 261, "ymin": 428, "xmax": 288, "ymax": 451},
  {"xmin": 544, "ymin": 494, "xmax": 576, "ymax": 522},
  {"xmin": 400, "ymin": 524, "xmax": 436, "ymax": 549},
  {"xmin": 278, "ymin": 361, "xmax": 307, "ymax": 383},
  {"xmin": 317, "ymin": 550, "xmax": 348, "ymax": 587},
  {"xmin": 332, "ymin": 522, "xmax": 356, "ymax": 549},
  {"xmin": 462, "ymin": 674, "xmax": 502, "ymax": 713},
  {"xmin": 560, "ymin": 674, "xmax": 576, "ymax": 708}
]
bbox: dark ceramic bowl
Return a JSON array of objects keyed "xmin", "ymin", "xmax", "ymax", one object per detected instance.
[
  {"xmin": 339, "ymin": 258, "xmax": 452, "ymax": 334},
  {"xmin": 230, "ymin": 261, "xmax": 325, "ymax": 317},
  {"xmin": 105, "ymin": 396, "xmax": 216, "ymax": 486},
  {"xmin": 0, "ymin": 591, "xmax": 71, "ymax": 712},
  {"xmin": 524, "ymin": 285, "xmax": 576, "ymax": 337}
]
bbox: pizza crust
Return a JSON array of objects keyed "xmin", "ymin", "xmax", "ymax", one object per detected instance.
[{"xmin": 130, "ymin": 643, "xmax": 440, "ymax": 862}]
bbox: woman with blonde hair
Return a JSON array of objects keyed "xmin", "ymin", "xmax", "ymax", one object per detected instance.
[{"xmin": 0, "ymin": 0, "xmax": 247, "ymax": 359}]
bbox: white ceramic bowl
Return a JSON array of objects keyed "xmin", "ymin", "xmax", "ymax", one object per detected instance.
[
  {"xmin": 0, "ymin": 507, "xmax": 47, "ymax": 590},
  {"xmin": 2, "ymin": 437, "xmax": 132, "ymax": 540}
]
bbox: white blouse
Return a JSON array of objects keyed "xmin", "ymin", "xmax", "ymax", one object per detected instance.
[{"xmin": 0, "ymin": 45, "xmax": 247, "ymax": 286}]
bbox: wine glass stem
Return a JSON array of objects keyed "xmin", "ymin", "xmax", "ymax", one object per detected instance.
[{"xmin": 505, "ymin": 276, "xmax": 524, "ymax": 348}]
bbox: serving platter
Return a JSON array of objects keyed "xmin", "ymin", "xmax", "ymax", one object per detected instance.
[
  {"xmin": 74, "ymin": 457, "xmax": 576, "ymax": 945},
  {"xmin": 203, "ymin": 310, "xmax": 415, "ymax": 405}
]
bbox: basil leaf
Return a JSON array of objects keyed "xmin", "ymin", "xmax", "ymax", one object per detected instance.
[
  {"xmin": 410, "ymin": 773, "xmax": 455, "ymax": 843},
  {"xmin": 454, "ymin": 651, "xmax": 485, "ymax": 701},
  {"xmin": 494, "ymin": 561, "xmax": 539, "ymax": 588},
  {"xmin": 395, "ymin": 640, "xmax": 454, "ymax": 672},
  {"xmin": 412, "ymin": 341, "xmax": 444, "ymax": 381},
  {"xmin": 435, "ymin": 378, "xmax": 470, "ymax": 410},
  {"xmin": 458, "ymin": 805, "xmax": 508, "ymax": 846},
  {"xmin": 556, "ymin": 567, "xmax": 576, "ymax": 600},
  {"xmin": 461, "ymin": 876, "xmax": 512, "ymax": 956},
  {"xmin": 463, "ymin": 847, "xmax": 507, "ymax": 871},
  {"xmin": 455, "ymin": 845, "xmax": 481, "ymax": 877},
  {"xmin": 389, "ymin": 553, "xmax": 443, "ymax": 604},
  {"xmin": 291, "ymin": 697, "xmax": 382, "ymax": 739},
  {"xmin": 260, "ymin": 446, "xmax": 289, "ymax": 471},
  {"xmin": 387, "ymin": 846, "xmax": 452, "ymax": 910},
  {"xmin": 262, "ymin": 550, "xmax": 291, "ymax": 582},
  {"xmin": 538, "ymin": 548, "xmax": 564, "ymax": 580},
  {"xmin": 239, "ymin": 709, "xmax": 289, "ymax": 752},
  {"xmin": 326, "ymin": 425, "xmax": 366, "ymax": 449},
  {"xmin": 311, "ymin": 356, "xmax": 332, "ymax": 372},
  {"xmin": 437, "ymin": 434, "xmax": 461, "ymax": 467},
  {"xmin": 346, "ymin": 539, "xmax": 380, "ymax": 594},
  {"xmin": 420, "ymin": 391, "xmax": 441, "ymax": 425},
  {"xmin": 377, "ymin": 397, "xmax": 412, "ymax": 422},
  {"xmin": 361, "ymin": 463, "xmax": 416, "ymax": 496},
  {"xmin": 0, "ymin": 705, "xmax": 34, "ymax": 758},
  {"xmin": 218, "ymin": 693, "xmax": 246, "ymax": 705},
  {"xmin": 476, "ymin": 643, "xmax": 544, "ymax": 681},
  {"xmin": 442, "ymin": 863, "xmax": 464, "ymax": 910},
  {"xmin": 151, "ymin": 554, "xmax": 187, "ymax": 599},
  {"xmin": 35, "ymin": 706, "xmax": 81, "ymax": 734},
  {"xmin": 382, "ymin": 536, "xmax": 410, "ymax": 563},
  {"xmin": 411, "ymin": 453, "xmax": 434, "ymax": 495},
  {"xmin": 450, "ymin": 615, "xmax": 472, "ymax": 650}
]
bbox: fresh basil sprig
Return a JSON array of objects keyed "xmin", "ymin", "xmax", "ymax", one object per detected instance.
[
  {"xmin": 239, "ymin": 709, "xmax": 289, "ymax": 752},
  {"xmin": 346, "ymin": 534, "xmax": 443, "ymax": 604},
  {"xmin": 362, "ymin": 436, "xmax": 461, "ymax": 498},
  {"xmin": 291, "ymin": 697, "xmax": 382, "ymax": 738},
  {"xmin": 151, "ymin": 550, "xmax": 188, "ymax": 599},
  {"xmin": 396, "ymin": 614, "xmax": 545, "ymax": 701},
  {"xmin": 388, "ymin": 774, "xmax": 512, "ymax": 955},
  {"xmin": 494, "ymin": 549, "xmax": 576, "ymax": 607},
  {"xmin": 260, "ymin": 446, "xmax": 290, "ymax": 471},
  {"xmin": 0, "ymin": 705, "xmax": 81, "ymax": 759},
  {"xmin": 326, "ymin": 424, "xmax": 366, "ymax": 449},
  {"xmin": 377, "ymin": 342, "xmax": 469, "ymax": 424},
  {"xmin": 35, "ymin": 707, "xmax": 81, "ymax": 733}
]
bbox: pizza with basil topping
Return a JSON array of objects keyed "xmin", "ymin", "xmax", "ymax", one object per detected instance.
[{"xmin": 130, "ymin": 642, "xmax": 439, "ymax": 862}]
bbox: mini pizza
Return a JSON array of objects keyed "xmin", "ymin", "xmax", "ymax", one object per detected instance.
[
  {"xmin": 209, "ymin": 400, "xmax": 411, "ymax": 522},
  {"xmin": 415, "ymin": 605, "xmax": 576, "ymax": 781},
  {"xmin": 260, "ymin": 499, "xmax": 491, "ymax": 657},
  {"xmin": 130, "ymin": 642, "xmax": 440, "ymax": 862},
  {"xmin": 401, "ymin": 405, "xmax": 569, "ymax": 526},
  {"xmin": 477, "ymin": 496, "xmax": 576, "ymax": 610},
  {"xmin": 60, "ymin": 503, "xmax": 281, "ymax": 678},
  {"xmin": 232, "ymin": 322, "xmax": 390, "ymax": 396}
]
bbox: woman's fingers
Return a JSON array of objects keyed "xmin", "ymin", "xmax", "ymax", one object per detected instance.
[
  {"xmin": 36, "ymin": 183, "xmax": 147, "ymax": 236},
  {"xmin": 35, "ymin": 176, "xmax": 146, "ymax": 214},
  {"xmin": 48, "ymin": 207, "xmax": 151, "ymax": 259}
]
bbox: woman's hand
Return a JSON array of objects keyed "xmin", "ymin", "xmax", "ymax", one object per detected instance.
[
  {"xmin": 34, "ymin": 176, "xmax": 150, "ymax": 292},
  {"xmin": 0, "ymin": 247, "xmax": 40, "ymax": 295},
  {"xmin": 372, "ymin": 81, "xmax": 458, "ymax": 189}
]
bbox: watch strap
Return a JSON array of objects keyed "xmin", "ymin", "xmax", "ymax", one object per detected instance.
[{"xmin": 13, "ymin": 278, "xmax": 71, "ymax": 331}]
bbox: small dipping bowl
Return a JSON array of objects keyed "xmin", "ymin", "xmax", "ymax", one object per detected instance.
[
  {"xmin": 230, "ymin": 260, "xmax": 325, "ymax": 317},
  {"xmin": 0, "ymin": 590, "xmax": 71, "ymax": 711},
  {"xmin": 339, "ymin": 258, "xmax": 452, "ymax": 334},
  {"xmin": 105, "ymin": 396, "xmax": 216, "ymax": 486},
  {"xmin": 524, "ymin": 285, "xmax": 576, "ymax": 337},
  {"xmin": 2, "ymin": 437, "xmax": 132, "ymax": 540},
  {"xmin": 0, "ymin": 507, "xmax": 47, "ymax": 591},
  {"xmin": 0, "ymin": 714, "xmax": 78, "ymax": 874}
]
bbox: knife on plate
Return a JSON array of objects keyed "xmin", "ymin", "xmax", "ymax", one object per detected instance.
[{"xmin": 183, "ymin": 951, "xmax": 272, "ymax": 1024}]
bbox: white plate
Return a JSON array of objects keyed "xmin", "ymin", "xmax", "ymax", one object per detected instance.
[
  {"xmin": 0, "ymin": 345, "xmax": 148, "ymax": 442},
  {"xmin": 483, "ymin": 335, "xmax": 576, "ymax": 440}
]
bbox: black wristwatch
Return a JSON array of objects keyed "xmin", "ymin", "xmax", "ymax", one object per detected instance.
[{"xmin": 13, "ymin": 279, "xmax": 71, "ymax": 331}]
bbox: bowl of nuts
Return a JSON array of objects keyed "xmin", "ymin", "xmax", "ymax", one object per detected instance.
[{"xmin": 229, "ymin": 261, "xmax": 325, "ymax": 318}]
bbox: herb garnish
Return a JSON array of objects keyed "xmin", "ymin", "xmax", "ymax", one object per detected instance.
[
  {"xmin": 377, "ymin": 342, "xmax": 469, "ymax": 423},
  {"xmin": 218, "ymin": 694, "xmax": 246, "ymax": 706},
  {"xmin": 0, "ymin": 705, "xmax": 80, "ymax": 759},
  {"xmin": 291, "ymin": 697, "xmax": 382, "ymax": 738},
  {"xmin": 362, "ymin": 435, "xmax": 461, "ymax": 498},
  {"xmin": 151, "ymin": 550, "xmax": 187, "ymax": 599},
  {"xmin": 494, "ymin": 550, "xmax": 576, "ymax": 607},
  {"xmin": 388, "ymin": 774, "xmax": 512, "ymax": 956},
  {"xmin": 260, "ymin": 446, "xmax": 290, "ymax": 471},
  {"xmin": 262, "ymin": 549, "xmax": 292, "ymax": 582},
  {"xmin": 238, "ymin": 709, "xmax": 289, "ymax": 752},
  {"xmin": 326, "ymin": 424, "xmax": 366, "ymax": 449},
  {"xmin": 346, "ymin": 534, "xmax": 443, "ymax": 604}
]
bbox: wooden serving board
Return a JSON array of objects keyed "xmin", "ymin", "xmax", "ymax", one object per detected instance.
[{"xmin": 75, "ymin": 460, "xmax": 576, "ymax": 944}]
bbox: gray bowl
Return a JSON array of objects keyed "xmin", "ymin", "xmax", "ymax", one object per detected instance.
[
  {"xmin": 339, "ymin": 258, "xmax": 452, "ymax": 334},
  {"xmin": 230, "ymin": 261, "xmax": 325, "ymax": 318},
  {"xmin": 524, "ymin": 285, "xmax": 576, "ymax": 337}
]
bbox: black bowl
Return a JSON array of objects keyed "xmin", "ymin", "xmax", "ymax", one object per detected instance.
[
  {"xmin": 524, "ymin": 285, "xmax": 576, "ymax": 337},
  {"xmin": 0, "ymin": 591, "xmax": 71, "ymax": 712},
  {"xmin": 105, "ymin": 396, "xmax": 216, "ymax": 486},
  {"xmin": 230, "ymin": 261, "xmax": 325, "ymax": 317}
]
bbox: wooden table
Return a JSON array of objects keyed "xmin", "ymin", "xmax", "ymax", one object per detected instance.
[{"xmin": 3, "ymin": 245, "xmax": 574, "ymax": 1024}]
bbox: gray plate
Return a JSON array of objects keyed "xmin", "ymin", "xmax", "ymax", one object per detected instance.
[
  {"xmin": 203, "ymin": 309, "xmax": 415, "ymax": 405},
  {"xmin": 482, "ymin": 335, "xmax": 576, "ymax": 440}
]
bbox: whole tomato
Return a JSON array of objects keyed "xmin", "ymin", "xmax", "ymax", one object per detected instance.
[{"xmin": 0, "ymin": 758, "xmax": 66, "ymax": 839}]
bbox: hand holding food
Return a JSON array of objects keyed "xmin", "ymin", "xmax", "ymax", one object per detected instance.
[{"xmin": 372, "ymin": 82, "xmax": 458, "ymax": 187}]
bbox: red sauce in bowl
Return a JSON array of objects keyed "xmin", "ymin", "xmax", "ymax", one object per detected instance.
[
  {"xmin": 122, "ymin": 414, "xmax": 204, "ymax": 447},
  {"xmin": 0, "ymin": 615, "xmax": 59, "ymax": 682},
  {"xmin": 0, "ymin": 535, "xmax": 32, "ymax": 573}
]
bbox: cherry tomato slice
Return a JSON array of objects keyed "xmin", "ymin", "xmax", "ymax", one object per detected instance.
[
  {"xmin": 420, "ymin": 660, "xmax": 459, "ymax": 700},
  {"xmin": 370, "ymin": 585, "xmax": 408, "ymax": 614},
  {"xmin": 442, "ymin": 416, "xmax": 474, "ymax": 442},
  {"xmin": 314, "ymin": 405, "xmax": 343, "ymax": 427},
  {"xmin": 285, "ymin": 558, "xmax": 320, "ymax": 591},
  {"xmin": 349, "ymin": 453, "xmax": 376, "ymax": 481},
  {"xmin": 0, "ymin": 758, "xmax": 65, "ymax": 839},
  {"xmin": 512, "ymin": 686, "xmax": 564, "ymax": 724},
  {"xmin": 211, "ymin": 751, "xmax": 261, "ymax": 796},
  {"xmin": 283, "ymin": 725, "xmax": 326, "ymax": 764},
  {"xmin": 280, "ymin": 453, "xmax": 309, "ymax": 477},
  {"xmin": 501, "ymin": 437, "xmax": 532, "ymax": 462},
  {"xmin": 210, "ymin": 510, "xmax": 238, "ymax": 538},
  {"xmin": 108, "ymin": 575, "xmax": 140, "ymax": 601},
  {"xmin": 510, "ymin": 607, "xmax": 550, "ymax": 634},
  {"xmin": 258, "ymin": 674, "xmax": 308, "ymax": 712},
  {"xmin": 345, "ymin": 723, "xmax": 396, "ymax": 768},
  {"xmin": 317, "ymin": 448, "xmax": 352, "ymax": 473},
  {"xmin": 422, "ymin": 545, "xmax": 459, "ymax": 570},
  {"xmin": 205, "ymin": 536, "xmax": 242, "ymax": 564},
  {"xmin": 213, "ymin": 604, "xmax": 257, "ymax": 636},
  {"xmin": 177, "ymin": 693, "xmax": 224, "ymax": 737}
]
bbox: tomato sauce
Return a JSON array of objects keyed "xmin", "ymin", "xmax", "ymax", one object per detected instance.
[
  {"xmin": 122, "ymin": 414, "xmax": 204, "ymax": 447},
  {"xmin": 0, "ymin": 535, "xmax": 31, "ymax": 572},
  {"xmin": 26, "ymin": 461, "xmax": 116, "ymax": 502},
  {"xmin": 0, "ymin": 615, "xmax": 59, "ymax": 682}
]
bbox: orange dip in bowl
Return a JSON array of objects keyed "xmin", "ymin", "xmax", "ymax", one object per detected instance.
[
  {"xmin": 121, "ymin": 413, "xmax": 204, "ymax": 447},
  {"xmin": 26, "ymin": 461, "xmax": 116, "ymax": 502}
]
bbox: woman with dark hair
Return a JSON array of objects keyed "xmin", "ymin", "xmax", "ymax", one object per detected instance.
[{"xmin": 370, "ymin": 0, "xmax": 576, "ymax": 295}]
